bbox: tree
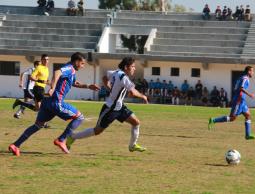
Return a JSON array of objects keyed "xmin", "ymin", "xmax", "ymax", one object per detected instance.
[{"xmin": 98, "ymin": 0, "xmax": 137, "ymax": 10}]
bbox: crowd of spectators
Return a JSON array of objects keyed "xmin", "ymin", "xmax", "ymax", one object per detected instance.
[
  {"xmin": 202, "ymin": 4, "xmax": 252, "ymax": 21},
  {"xmin": 66, "ymin": 0, "xmax": 84, "ymax": 16},
  {"xmin": 37, "ymin": 0, "xmax": 55, "ymax": 15}
]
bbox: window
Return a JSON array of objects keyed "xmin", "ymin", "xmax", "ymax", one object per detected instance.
[
  {"xmin": 53, "ymin": 63, "xmax": 65, "ymax": 72},
  {"xmin": 171, "ymin": 67, "xmax": 179, "ymax": 76},
  {"xmin": 0, "ymin": 61, "xmax": 20, "ymax": 76},
  {"xmin": 191, "ymin": 68, "xmax": 200, "ymax": 77},
  {"xmin": 152, "ymin": 67, "xmax": 160, "ymax": 76}
]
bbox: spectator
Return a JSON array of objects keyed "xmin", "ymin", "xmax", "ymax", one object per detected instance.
[
  {"xmin": 67, "ymin": 0, "xmax": 77, "ymax": 16},
  {"xmin": 142, "ymin": 79, "xmax": 149, "ymax": 94},
  {"xmin": 181, "ymin": 80, "xmax": 189, "ymax": 98},
  {"xmin": 154, "ymin": 78, "xmax": 162, "ymax": 96},
  {"xmin": 233, "ymin": 6, "xmax": 242, "ymax": 20},
  {"xmin": 201, "ymin": 87, "xmax": 209, "ymax": 106},
  {"xmin": 148, "ymin": 80, "xmax": 155, "ymax": 96},
  {"xmin": 161, "ymin": 80, "xmax": 168, "ymax": 96},
  {"xmin": 45, "ymin": 0, "xmax": 54, "ymax": 15},
  {"xmin": 245, "ymin": 5, "xmax": 251, "ymax": 21},
  {"xmin": 202, "ymin": 4, "xmax": 211, "ymax": 20},
  {"xmin": 167, "ymin": 80, "xmax": 174, "ymax": 96},
  {"xmin": 210, "ymin": 86, "xmax": 220, "ymax": 106},
  {"xmin": 219, "ymin": 88, "xmax": 228, "ymax": 107},
  {"xmin": 227, "ymin": 7, "xmax": 233, "ymax": 20},
  {"xmin": 215, "ymin": 6, "xmax": 222, "ymax": 20},
  {"xmin": 98, "ymin": 86, "xmax": 108, "ymax": 101},
  {"xmin": 240, "ymin": 5, "xmax": 245, "ymax": 20},
  {"xmin": 77, "ymin": 0, "xmax": 84, "ymax": 16},
  {"xmin": 37, "ymin": 0, "xmax": 47, "ymax": 7},
  {"xmin": 195, "ymin": 80, "xmax": 203, "ymax": 99},
  {"xmin": 222, "ymin": 6, "xmax": 227, "ymax": 20},
  {"xmin": 185, "ymin": 87, "xmax": 196, "ymax": 105},
  {"xmin": 172, "ymin": 87, "xmax": 180, "ymax": 105},
  {"xmin": 135, "ymin": 78, "xmax": 143, "ymax": 92}
]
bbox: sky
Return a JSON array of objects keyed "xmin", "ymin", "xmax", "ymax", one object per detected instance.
[{"xmin": 0, "ymin": 0, "xmax": 254, "ymax": 12}]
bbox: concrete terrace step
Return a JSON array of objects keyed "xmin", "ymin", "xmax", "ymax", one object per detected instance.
[
  {"xmin": 2, "ymin": 20, "xmax": 103, "ymax": 29},
  {"xmin": 113, "ymin": 18, "xmax": 250, "ymax": 28},
  {"xmin": 156, "ymin": 32, "xmax": 247, "ymax": 41},
  {"xmin": 146, "ymin": 51, "xmax": 242, "ymax": 57},
  {"xmin": 0, "ymin": 26, "xmax": 101, "ymax": 36},
  {"xmin": 150, "ymin": 44, "xmax": 243, "ymax": 54},
  {"xmin": 0, "ymin": 32, "xmax": 99, "ymax": 42},
  {"xmin": 153, "ymin": 38, "xmax": 245, "ymax": 47}
]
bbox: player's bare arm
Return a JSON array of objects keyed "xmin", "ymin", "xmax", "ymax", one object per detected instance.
[
  {"xmin": 19, "ymin": 71, "xmax": 25, "ymax": 88},
  {"xmin": 129, "ymin": 88, "xmax": 148, "ymax": 103},
  {"xmin": 241, "ymin": 87, "xmax": 255, "ymax": 98},
  {"xmin": 102, "ymin": 75, "xmax": 111, "ymax": 90},
  {"xmin": 48, "ymin": 70, "xmax": 62, "ymax": 96},
  {"xmin": 73, "ymin": 81, "xmax": 100, "ymax": 91}
]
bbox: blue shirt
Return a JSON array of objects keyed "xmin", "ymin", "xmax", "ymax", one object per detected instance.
[
  {"xmin": 233, "ymin": 75, "xmax": 249, "ymax": 103},
  {"xmin": 155, "ymin": 82, "xmax": 162, "ymax": 89},
  {"xmin": 167, "ymin": 82, "xmax": 174, "ymax": 90},
  {"xmin": 181, "ymin": 83, "xmax": 189, "ymax": 92},
  {"xmin": 52, "ymin": 63, "xmax": 76, "ymax": 102},
  {"xmin": 149, "ymin": 81, "xmax": 155, "ymax": 89}
]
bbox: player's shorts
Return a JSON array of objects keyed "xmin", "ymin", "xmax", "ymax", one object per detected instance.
[
  {"xmin": 23, "ymin": 89, "xmax": 34, "ymax": 99},
  {"xmin": 96, "ymin": 104, "xmax": 133, "ymax": 129},
  {"xmin": 33, "ymin": 86, "xmax": 45, "ymax": 102},
  {"xmin": 36, "ymin": 97, "xmax": 82, "ymax": 122},
  {"xmin": 230, "ymin": 100, "xmax": 249, "ymax": 116}
]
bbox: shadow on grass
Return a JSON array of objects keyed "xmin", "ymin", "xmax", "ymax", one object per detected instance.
[
  {"xmin": 205, "ymin": 163, "xmax": 229, "ymax": 167},
  {"xmin": 142, "ymin": 133, "xmax": 202, "ymax": 139}
]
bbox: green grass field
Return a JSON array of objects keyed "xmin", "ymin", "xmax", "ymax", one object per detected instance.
[{"xmin": 1, "ymin": 98, "xmax": 255, "ymax": 194}]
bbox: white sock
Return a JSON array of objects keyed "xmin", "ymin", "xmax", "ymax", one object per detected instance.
[
  {"xmin": 129, "ymin": 125, "xmax": 140, "ymax": 147},
  {"xmin": 72, "ymin": 128, "xmax": 95, "ymax": 139}
]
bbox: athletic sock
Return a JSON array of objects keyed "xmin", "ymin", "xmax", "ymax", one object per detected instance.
[
  {"xmin": 213, "ymin": 116, "xmax": 230, "ymax": 123},
  {"xmin": 15, "ymin": 106, "xmax": 23, "ymax": 116},
  {"xmin": 245, "ymin": 120, "xmax": 251, "ymax": 137},
  {"xmin": 72, "ymin": 128, "xmax": 95, "ymax": 139},
  {"xmin": 14, "ymin": 124, "xmax": 42, "ymax": 147},
  {"xmin": 58, "ymin": 115, "xmax": 84, "ymax": 142},
  {"xmin": 17, "ymin": 100, "xmax": 36, "ymax": 111},
  {"xmin": 129, "ymin": 125, "xmax": 140, "ymax": 147}
]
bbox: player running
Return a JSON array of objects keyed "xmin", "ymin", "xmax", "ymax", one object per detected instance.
[
  {"xmin": 9, "ymin": 52, "xmax": 100, "ymax": 156},
  {"xmin": 66, "ymin": 57, "xmax": 148, "ymax": 152},
  {"xmin": 14, "ymin": 61, "xmax": 39, "ymax": 119},
  {"xmin": 208, "ymin": 66, "xmax": 255, "ymax": 140},
  {"xmin": 13, "ymin": 54, "xmax": 50, "ymax": 112}
]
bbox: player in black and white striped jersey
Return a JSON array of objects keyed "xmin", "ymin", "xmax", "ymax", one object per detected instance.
[
  {"xmin": 14, "ymin": 61, "xmax": 40, "ymax": 119},
  {"xmin": 66, "ymin": 57, "xmax": 148, "ymax": 153}
]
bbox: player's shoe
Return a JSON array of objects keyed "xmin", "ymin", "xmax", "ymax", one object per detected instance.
[
  {"xmin": 245, "ymin": 135, "xmax": 255, "ymax": 140},
  {"xmin": 53, "ymin": 139, "xmax": 70, "ymax": 154},
  {"xmin": 208, "ymin": 117, "xmax": 215, "ymax": 130},
  {"xmin": 12, "ymin": 99, "xmax": 21, "ymax": 109},
  {"xmin": 8, "ymin": 144, "xmax": 20, "ymax": 156},
  {"xmin": 44, "ymin": 123, "xmax": 50, "ymax": 129},
  {"xmin": 129, "ymin": 144, "xmax": 146, "ymax": 152},
  {"xmin": 66, "ymin": 136, "xmax": 75, "ymax": 150},
  {"xmin": 13, "ymin": 113, "xmax": 21, "ymax": 119}
]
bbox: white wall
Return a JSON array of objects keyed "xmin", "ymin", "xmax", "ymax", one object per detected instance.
[{"xmin": 144, "ymin": 61, "xmax": 255, "ymax": 106}]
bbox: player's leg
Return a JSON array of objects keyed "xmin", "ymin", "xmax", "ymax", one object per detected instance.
[
  {"xmin": 243, "ymin": 106, "xmax": 254, "ymax": 140},
  {"xmin": 14, "ymin": 89, "xmax": 34, "ymax": 118}
]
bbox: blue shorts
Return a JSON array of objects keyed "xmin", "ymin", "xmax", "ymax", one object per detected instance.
[
  {"xmin": 230, "ymin": 100, "xmax": 249, "ymax": 116},
  {"xmin": 96, "ymin": 104, "xmax": 133, "ymax": 129},
  {"xmin": 36, "ymin": 97, "xmax": 81, "ymax": 122}
]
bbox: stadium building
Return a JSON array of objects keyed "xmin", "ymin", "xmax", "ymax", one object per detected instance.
[{"xmin": 0, "ymin": 5, "xmax": 254, "ymax": 105}]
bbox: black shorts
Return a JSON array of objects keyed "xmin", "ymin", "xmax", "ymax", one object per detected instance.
[
  {"xmin": 24, "ymin": 89, "xmax": 34, "ymax": 99},
  {"xmin": 96, "ymin": 104, "xmax": 133, "ymax": 129},
  {"xmin": 33, "ymin": 86, "xmax": 45, "ymax": 102}
]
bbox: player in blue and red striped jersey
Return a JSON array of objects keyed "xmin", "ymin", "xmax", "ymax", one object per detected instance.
[
  {"xmin": 208, "ymin": 66, "xmax": 255, "ymax": 140},
  {"xmin": 9, "ymin": 52, "xmax": 100, "ymax": 156}
]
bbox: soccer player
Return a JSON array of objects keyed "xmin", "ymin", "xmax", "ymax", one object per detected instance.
[
  {"xmin": 14, "ymin": 61, "xmax": 40, "ymax": 119},
  {"xmin": 9, "ymin": 52, "xmax": 100, "ymax": 156},
  {"xmin": 12, "ymin": 54, "xmax": 50, "ymax": 112},
  {"xmin": 66, "ymin": 57, "xmax": 148, "ymax": 152},
  {"xmin": 208, "ymin": 66, "xmax": 255, "ymax": 140}
]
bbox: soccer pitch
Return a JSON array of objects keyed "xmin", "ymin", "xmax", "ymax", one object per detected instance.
[{"xmin": 1, "ymin": 99, "xmax": 255, "ymax": 194}]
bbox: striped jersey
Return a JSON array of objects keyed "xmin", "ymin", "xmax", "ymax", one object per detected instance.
[
  {"xmin": 233, "ymin": 75, "xmax": 250, "ymax": 103},
  {"xmin": 22, "ymin": 67, "xmax": 35, "ymax": 90},
  {"xmin": 106, "ymin": 70, "xmax": 135, "ymax": 111}
]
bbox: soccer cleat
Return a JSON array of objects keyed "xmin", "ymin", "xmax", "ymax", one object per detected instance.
[
  {"xmin": 53, "ymin": 139, "xmax": 70, "ymax": 154},
  {"xmin": 9, "ymin": 144, "xmax": 20, "ymax": 156},
  {"xmin": 245, "ymin": 135, "xmax": 255, "ymax": 140},
  {"xmin": 13, "ymin": 113, "xmax": 21, "ymax": 119},
  {"xmin": 208, "ymin": 117, "xmax": 215, "ymax": 130},
  {"xmin": 12, "ymin": 99, "xmax": 21, "ymax": 109},
  {"xmin": 66, "ymin": 136, "xmax": 75, "ymax": 150},
  {"xmin": 129, "ymin": 144, "xmax": 146, "ymax": 152},
  {"xmin": 44, "ymin": 123, "xmax": 50, "ymax": 129}
]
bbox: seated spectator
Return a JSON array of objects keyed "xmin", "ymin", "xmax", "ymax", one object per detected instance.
[
  {"xmin": 154, "ymin": 78, "xmax": 162, "ymax": 96},
  {"xmin": 161, "ymin": 80, "xmax": 168, "ymax": 97},
  {"xmin": 227, "ymin": 7, "xmax": 233, "ymax": 20},
  {"xmin": 240, "ymin": 5, "xmax": 245, "ymax": 20},
  {"xmin": 98, "ymin": 86, "xmax": 109, "ymax": 101},
  {"xmin": 45, "ymin": 0, "xmax": 54, "ymax": 15},
  {"xmin": 37, "ymin": 0, "xmax": 47, "ymax": 7},
  {"xmin": 67, "ymin": 0, "xmax": 77, "ymax": 16},
  {"xmin": 148, "ymin": 80, "xmax": 155, "ymax": 96},
  {"xmin": 215, "ymin": 6, "xmax": 222, "ymax": 20},
  {"xmin": 77, "ymin": 0, "xmax": 84, "ymax": 16},
  {"xmin": 141, "ymin": 79, "xmax": 148, "ymax": 94},
  {"xmin": 222, "ymin": 6, "xmax": 227, "ymax": 20},
  {"xmin": 201, "ymin": 87, "xmax": 209, "ymax": 106},
  {"xmin": 219, "ymin": 88, "xmax": 228, "ymax": 107},
  {"xmin": 210, "ymin": 86, "xmax": 220, "ymax": 106},
  {"xmin": 202, "ymin": 4, "xmax": 211, "ymax": 20},
  {"xmin": 195, "ymin": 80, "xmax": 203, "ymax": 99},
  {"xmin": 172, "ymin": 87, "xmax": 180, "ymax": 105},
  {"xmin": 181, "ymin": 80, "xmax": 189, "ymax": 98},
  {"xmin": 233, "ymin": 6, "xmax": 242, "ymax": 20},
  {"xmin": 167, "ymin": 80, "xmax": 174, "ymax": 96},
  {"xmin": 245, "ymin": 5, "xmax": 251, "ymax": 21},
  {"xmin": 185, "ymin": 87, "xmax": 195, "ymax": 105}
]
